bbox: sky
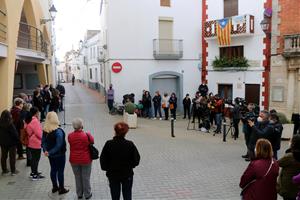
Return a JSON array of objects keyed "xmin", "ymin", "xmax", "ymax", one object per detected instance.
[{"xmin": 53, "ymin": 0, "xmax": 101, "ymax": 61}]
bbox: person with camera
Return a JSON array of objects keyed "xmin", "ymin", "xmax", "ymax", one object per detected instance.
[
  {"xmin": 241, "ymin": 103, "xmax": 256, "ymax": 160},
  {"xmin": 247, "ymin": 110, "xmax": 273, "ymax": 161}
]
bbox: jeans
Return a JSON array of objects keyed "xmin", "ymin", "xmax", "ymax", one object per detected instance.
[
  {"xmin": 71, "ymin": 164, "xmax": 92, "ymax": 198},
  {"xmin": 109, "ymin": 176, "xmax": 133, "ymax": 200},
  {"xmin": 26, "ymin": 147, "xmax": 32, "ymax": 166},
  {"xmin": 233, "ymin": 119, "xmax": 240, "ymax": 138},
  {"xmin": 170, "ymin": 109, "xmax": 176, "ymax": 119},
  {"xmin": 44, "ymin": 104, "xmax": 50, "ymax": 119},
  {"xmin": 1, "ymin": 146, "xmax": 16, "ymax": 173},
  {"xmin": 215, "ymin": 113, "xmax": 222, "ymax": 132},
  {"xmin": 163, "ymin": 108, "xmax": 169, "ymax": 120},
  {"xmin": 29, "ymin": 148, "xmax": 41, "ymax": 175},
  {"xmin": 49, "ymin": 155, "xmax": 66, "ymax": 188},
  {"xmin": 183, "ymin": 106, "xmax": 191, "ymax": 119},
  {"xmin": 154, "ymin": 106, "xmax": 162, "ymax": 118},
  {"xmin": 144, "ymin": 107, "xmax": 152, "ymax": 118},
  {"xmin": 108, "ymin": 100, "xmax": 114, "ymax": 112}
]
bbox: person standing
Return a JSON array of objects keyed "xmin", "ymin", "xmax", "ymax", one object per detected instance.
[
  {"xmin": 169, "ymin": 93, "xmax": 177, "ymax": 120},
  {"xmin": 100, "ymin": 122, "xmax": 140, "ymax": 200},
  {"xmin": 42, "ymin": 85, "xmax": 52, "ymax": 118},
  {"xmin": 191, "ymin": 92, "xmax": 201, "ymax": 124},
  {"xmin": 56, "ymin": 84, "xmax": 65, "ymax": 112},
  {"xmin": 142, "ymin": 91, "xmax": 152, "ymax": 119},
  {"xmin": 68, "ymin": 118, "xmax": 93, "ymax": 199},
  {"xmin": 240, "ymin": 139, "xmax": 279, "ymax": 200},
  {"xmin": 269, "ymin": 113, "xmax": 283, "ymax": 160},
  {"xmin": 232, "ymin": 98, "xmax": 241, "ymax": 139},
  {"xmin": 32, "ymin": 89, "xmax": 44, "ymax": 119},
  {"xmin": 42, "ymin": 112, "xmax": 69, "ymax": 195},
  {"xmin": 198, "ymin": 81, "xmax": 209, "ymax": 97},
  {"xmin": 182, "ymin": 94, "xmax": 191, "ymax": 119},
  {"xmin": 107, "ymin": 84, "xmax": 114, "ymax": 114},
  {"xmin": 277, "ymin": 135, "xmax": 300, "ymax": 200},
  {"xmin": 24, "ymin": 107, "xmax": 45, "ymax": 180},
  {"xmin": 49, "ymin": 89, "xmax": 60, "ymax": 113},
  {"xmin": 214, "ymin": 95, "xmax": 223, "ymax": 134},
  {"xmin": 152, "ymin": 91, "xmax": 162, "ymax": 120},
  {"xmin": 162, "ymin": 93, "xmax": 169, "ymax": 120},
  {"xmin": 72, "ymin": 74, "xmax": 75, "ymax": 86},
  {"xmin": 11, "ymin": 97, "xmax": 25, "ymax": 160},
  {"xmin": 0, "ymin": 110, "xmax": 19, "ymax": 175}
]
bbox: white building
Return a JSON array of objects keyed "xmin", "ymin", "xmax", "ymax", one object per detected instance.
[
  {"xmin": 203, "ymin": 0, "xmax": 270, "ymax": 109},
  {"xmin": 99, "ymin": 0, "xmax": 202, "ymax": 111}
]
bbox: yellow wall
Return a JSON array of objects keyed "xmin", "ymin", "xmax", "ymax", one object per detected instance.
[{"xmin": 0, "ymin": 0, "xmax": 53, "ymax": 111}]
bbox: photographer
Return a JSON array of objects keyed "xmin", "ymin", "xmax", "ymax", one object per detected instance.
[
  {"xmin": 241, "ymin": 103, "xmax": 256, "ymax": 160},
  {"xmin": 247, "ymin": 110, "xmax": 273, "ymax": 161}
]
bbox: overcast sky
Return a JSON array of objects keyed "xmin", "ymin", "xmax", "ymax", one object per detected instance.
[{"xmin": 53, "ymin": 0, "xmax": 100, "ymax": 61}]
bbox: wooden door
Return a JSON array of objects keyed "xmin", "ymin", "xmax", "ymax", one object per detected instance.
[{"xmin": 245, "ymin": 84, "xmax": 260, "ymax": 105}]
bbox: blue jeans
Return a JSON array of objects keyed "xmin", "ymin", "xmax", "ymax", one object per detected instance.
[
  {"xmin": 215, "ymin": 113, "xmax": 222, "ymax": 132},
  {"xmin": 109, "ymin": 176, "xmax": 133, "ymax": 200},
  {"xmin": 144, "ymin": 107, "xmax": 152, "ymax": 118},
  {"xmin": 49, "ymin": 155, "xmax": 66, "ymax": 188}
]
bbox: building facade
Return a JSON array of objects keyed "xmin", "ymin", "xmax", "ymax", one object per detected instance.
[
  {"xmin": 202, "ymin": 0, "xmax": 271, "ymax": 109},
  {"xmin": 0, "ymin": 0, "xmax": 55, "ymax": 111},
  {"xmin": 270, "ymin": 0, "xmax": 300, "ymax": 118},
  {"xmin": 99, "ymin": 0, "xmax": 202, "ymax": 111}
]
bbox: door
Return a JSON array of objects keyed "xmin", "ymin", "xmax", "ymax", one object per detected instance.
[
  {"xmin": 159, "ymin": 19, "xmax": 173, "ymax": 53},
  {"xmin": 245, "ymin": 84, "xmax": 260, "ymax": 105},
  {"xmin": 152, "ymin": 75, "xmax": 178, "ymax": 97},
  {"xmin": 218, "ymin": 84, "xmax": 233, "ymax": 100}
]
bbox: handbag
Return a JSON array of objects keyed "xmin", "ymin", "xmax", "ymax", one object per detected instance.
[
  {"xmin": 86, "ymin": 133, "xmax": 99, "ymax": 160},
  {"xmin": 240, "ymin": 159, "xmax": 274, "ymax": 199},
  {"xmin": 170, "ymin": 103, "xmax": 174, "ymax": 110}
]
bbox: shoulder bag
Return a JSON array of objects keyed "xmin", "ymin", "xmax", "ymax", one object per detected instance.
[{"xmin": 86, "ymin": 133, "xmax": 99, "ymax": 160}]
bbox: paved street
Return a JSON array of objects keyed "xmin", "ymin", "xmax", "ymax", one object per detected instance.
[{"xmin": 0, "ymin": 83, "xmax": 289, "ymax": 200}]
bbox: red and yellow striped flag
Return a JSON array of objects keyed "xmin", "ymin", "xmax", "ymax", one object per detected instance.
[{"xmin": 216, "ymin": 18, "xmax": 232, "ymax": 46}]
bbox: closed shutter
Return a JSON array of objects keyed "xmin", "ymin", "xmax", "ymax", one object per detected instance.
[
  {"xmin": 161, "ymin": 0, "xmax": 171, "ymax": 7},
  {"xmin": 220, "ymin": 46, "xmax": 243, "ymax": 59},
  {"xmin": 224, "ymin": 0, "xmax": 238, "ymax": 18}
]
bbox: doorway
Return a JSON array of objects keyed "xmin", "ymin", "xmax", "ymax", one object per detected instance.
[
  {"xmin": 245, "ymin": 84, "xmax": 260, "ymax": 105},
  {"xmin": 218, "ymin": 84, "xmax": 233, "ymax": 100}
]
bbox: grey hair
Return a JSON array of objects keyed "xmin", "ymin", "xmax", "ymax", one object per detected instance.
[
  {"xmin": 260, "ymin": 110, "xmax": 270, "ymax": 118},
  {"xmin": 72, "ymin": 118, "xmax": 83, "ymax": 130},
  {"xmin": 13, "ymin": 97, "xmax": 24, "ymax": 106}
]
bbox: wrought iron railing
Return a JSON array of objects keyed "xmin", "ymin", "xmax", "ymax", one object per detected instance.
[
  {"xmin": 283, "ymin": 34, "xmax": 300, "ymax": 57},
  {"xmin": 17, "ymin": 22, "xmax": 49, "ymax": 56},
  {"xmin": 0, "ymin": 9, "xmax": 7, "ymax": 43},
  {"xmin": 153, "ymin": 39, "xmax": 183, "ymax": 60}
]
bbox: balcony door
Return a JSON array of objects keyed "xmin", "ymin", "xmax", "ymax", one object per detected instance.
[
  {"xmin": 159, "ymin": 19, "xmax": 173, "ymax": 54},
  {"xmin": 245, "ymin": 84, "xmax": 260, "ymax": 105},
  {"xmin": 218, "ymin": 84, "xmax": 233, "ymax": 100}
]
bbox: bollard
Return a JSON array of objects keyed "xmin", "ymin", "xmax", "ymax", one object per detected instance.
[
  {"xmin": 223, "ymin": 122, "xmax": 227, "ymax": 142},
  {"xmin": 171, "ymin": 118, "xmax": 175, "ymax": 137}
]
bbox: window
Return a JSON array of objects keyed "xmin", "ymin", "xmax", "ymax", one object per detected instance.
[
  {"xmin": 89, "ymin": 68, "xmax": 93, "ymax": 79},
  {"xmin": 224, "ymin": 0, "xmax": 238, "ymax": 18},
  {"xmin": 218, "ymin": 84, "xmax": 233, "ymax": 100},
  {"xmin": 160, "ymin": 0, "xmax": 170, "ymax": 7},
  {"xmin": 220, "ymin": 46, "xmax": 243, "ymax": 59}
]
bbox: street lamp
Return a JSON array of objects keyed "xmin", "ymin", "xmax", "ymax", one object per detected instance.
[
  {"xmin": 40, "ymin": 5, "xmax": 57, "ymax": 25},
  {"xmin": 260, "ymin": 16, "xmax": 271, "ymax": 39}
]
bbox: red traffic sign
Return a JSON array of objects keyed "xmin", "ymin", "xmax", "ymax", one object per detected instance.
[{"xmin": 112, "ymin": 62, "xmax": 122, "ymax": 73}]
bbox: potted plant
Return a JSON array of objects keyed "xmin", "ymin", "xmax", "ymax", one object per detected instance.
[{"xmin": 212, "ymin": 56, "xmax": 249, "ymax": 70}]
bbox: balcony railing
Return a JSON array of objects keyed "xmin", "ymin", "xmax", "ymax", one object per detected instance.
[
  {"xmin": 283, "ymin": 34, "xmax": 300, "ymax": 58},
  {"xmin": 153, "ymin": 39, "xmax": 183, "ymax": 60},
  {"xmin": 204, "ymin": 14, "xmax": 255, "ymax": 39},
  {"xmin": 17, "ymin": 22, "xmax": 48, "ymax": 56},
  {"xmin": 0, "ymin": 9, "xmax": 7, "ymax": 43}
]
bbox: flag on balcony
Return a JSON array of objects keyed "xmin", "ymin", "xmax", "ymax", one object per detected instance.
[{"xmin": 216, "ymin": 18, "xmax": 232, "ymax": 46}]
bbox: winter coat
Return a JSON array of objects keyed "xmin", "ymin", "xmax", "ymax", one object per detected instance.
[
  {"xmin": 11, "ymin": 106, "xmax": 23, "ymax": 132},
  {"xmin": 169, "ymin": 96, "xmax": 177, "ymax": 110},
  {"xmin": 198, "ymin": 84, "xmax": 208, "ymax": 96},
  {"xmin": 240, "ymin": 159, "xmax": 279, "ymax": 200},
  {"xmin": 249, "ymin": 121, "xmax": 273, "ymax": 150},
  {"xmin": 68, "ymin": 130, "xmax": 94, "ymax": 165},
  {"xmin": 162, "ymin": 96, "xmax": 170, "ymax": 108},
  {"xmin": 32, "ymin": 95, "xmax": 44, "ymax": 112},
  {"xmin": 183, "ymin": 97, "xmax": 191, "ymax": 108},
  {"xmin": 100, "ymin": 136, "xmax": 140, "ymax": 179},
  {"xmin": 142, "ymin": 95, "xmax": 152, "ymax": 108},
  {"xmin": 292, "ymin": 173, "xmax": 300, "ymax": 200},
  {"xmin": 277, "ymin": 153, "xmax": 300, "ymax": 199},
  {"xmin": 152, "ymin": 95, "xmax": 162, "ymax": 107},
  {"xmin": 0, "ymin": 124, "xmax": 18, "ymax": 147},
  {"xmin": 25, "ymin": 116, "xmax": 42, "ymax": 149},
  {"xmin": 42, "ymin": 128, "xmax": 66, "ymax": 158},
  {"xmin": 269, "ymin": 122, "xmax": 283, "ymax": 151}
]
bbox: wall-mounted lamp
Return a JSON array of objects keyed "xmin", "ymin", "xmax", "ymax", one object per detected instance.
[
  {"xmin": 40, "ymin": 5, "xmax": 57, "ymax": 25},
  {"xmin": 260, "ymin": 8, "xmax": 272, "ymax": 39}
]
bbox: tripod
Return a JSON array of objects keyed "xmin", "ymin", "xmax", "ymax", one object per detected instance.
[
  {"xmin": 61, "ymin": 96, "xmax": 72, "ymax": 126},
  {"xmin": 187, "ymin": 109, "xmax": 196, "ymax": 130}
]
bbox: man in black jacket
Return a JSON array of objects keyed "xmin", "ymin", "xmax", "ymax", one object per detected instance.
[
  {"xmin": 198, "ymin": 81, "xmax": 209, "ymax": 97},
  {"xmin": 247, "ymin": 110, "xmax": 273, "ymax": 161},
  {"xmin": 100, "ymin": 122, "xmax": 140, "ymax": 200},
  {"xmin": 182, "ymin": 94, "xmax": 191, "ymax": 119},
  {"xmin": 269, "ymin": 113, "xmax": 283, "ymax": 159},
  {"xmin": 56, "ymin": 84, "xmax": 65, "ymax": 111}
]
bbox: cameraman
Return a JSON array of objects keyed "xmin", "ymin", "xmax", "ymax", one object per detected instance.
[
  {"xmin": 241, "ymin": 103, "xmax": 256, "ymax": 160},
  {"xmin": 247, "ymin": 110, "xmax": 273, "ymax": 161}
]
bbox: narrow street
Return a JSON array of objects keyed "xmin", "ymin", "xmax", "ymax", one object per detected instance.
[{"xmin": 0, "ymin": 83, "xmax": 288, "ymax": 199}]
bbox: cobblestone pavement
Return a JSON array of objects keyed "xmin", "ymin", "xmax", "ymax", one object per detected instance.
[{"xmin": 0, "ymin": 83, "xmax": 288, "ymax": 200}]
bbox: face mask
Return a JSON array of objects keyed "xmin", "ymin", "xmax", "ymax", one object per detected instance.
[
  {"xmin": 257, "ymin": 117, "xmax": 263, "ymax": 122},
  {"xmin": 269, "ymin": 120, "xmax": 275, "ymax": 124}
]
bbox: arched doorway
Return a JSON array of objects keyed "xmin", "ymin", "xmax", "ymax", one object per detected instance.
[{"xmin": 149, "ymin": 71, "xmax": 183, "ymax": 112}]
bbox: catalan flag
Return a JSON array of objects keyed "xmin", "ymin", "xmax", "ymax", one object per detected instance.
[{"xmin": 216, "ymin": 18, "xmax": 232, "ymax": 46}]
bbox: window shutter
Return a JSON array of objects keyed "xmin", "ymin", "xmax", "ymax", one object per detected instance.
[
  {"xmin": 161, "ymin": 0, "xmax": 171, "ymax": 7},
  {"xmin": 224, "ymin": 0, "xmax": 238, "ymax": 18}
]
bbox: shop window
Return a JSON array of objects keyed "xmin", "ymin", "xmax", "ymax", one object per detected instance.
[
  {"xmin": 224, "ymin": 0, "xmax": 238, "ymax": 18},
  {"xmin": 220, "ymin": 46, "xmax": 243, "ymax": 59},
  {"xmin": 161, "ymin": 0, "xmax": 171, "ymax": 7}
]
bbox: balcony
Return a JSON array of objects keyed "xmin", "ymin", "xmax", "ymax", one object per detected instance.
[
  {"xmin": 153, "ymin": 39, "xmax": 183, "ymax": 60},
  {"xmin": 0, "ymin": 9, "xmax": 7, "ymax": 58},
  {"xmin": 283, "ymin": 34, "xmax": 300, "ymax": 58},
  {"xmin": 16, "ymin": 22, "xmax": 48, "ymax": 61},
  {"xmin": 97, "ymin": 51, "xmax": 105, "ymax": 62},
  {"xmin": 204, "ymin": 14, "xmax": 255, "ymax": 39}
]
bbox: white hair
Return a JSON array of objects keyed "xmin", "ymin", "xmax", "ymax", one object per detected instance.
[{"xmin": 72, "ymin": 118, "xmax": 83, "ymax": 131}]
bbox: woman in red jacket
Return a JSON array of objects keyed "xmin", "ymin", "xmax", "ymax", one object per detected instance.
[
  {"xmin": 68, "ymin": 118, "xmax": 94, "ymax": 200},
  {"xmin": 240, "ymin": 139, "xmax": 279, "ymax": 200},
  {"xmin": 24, "ymin": 107, "xmax": 45, "ymax": 180}
]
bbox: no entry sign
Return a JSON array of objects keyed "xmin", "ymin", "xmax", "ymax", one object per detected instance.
[{"xmin": 112, "ymin": 62, "xmax": 122, "ymax": 73}]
